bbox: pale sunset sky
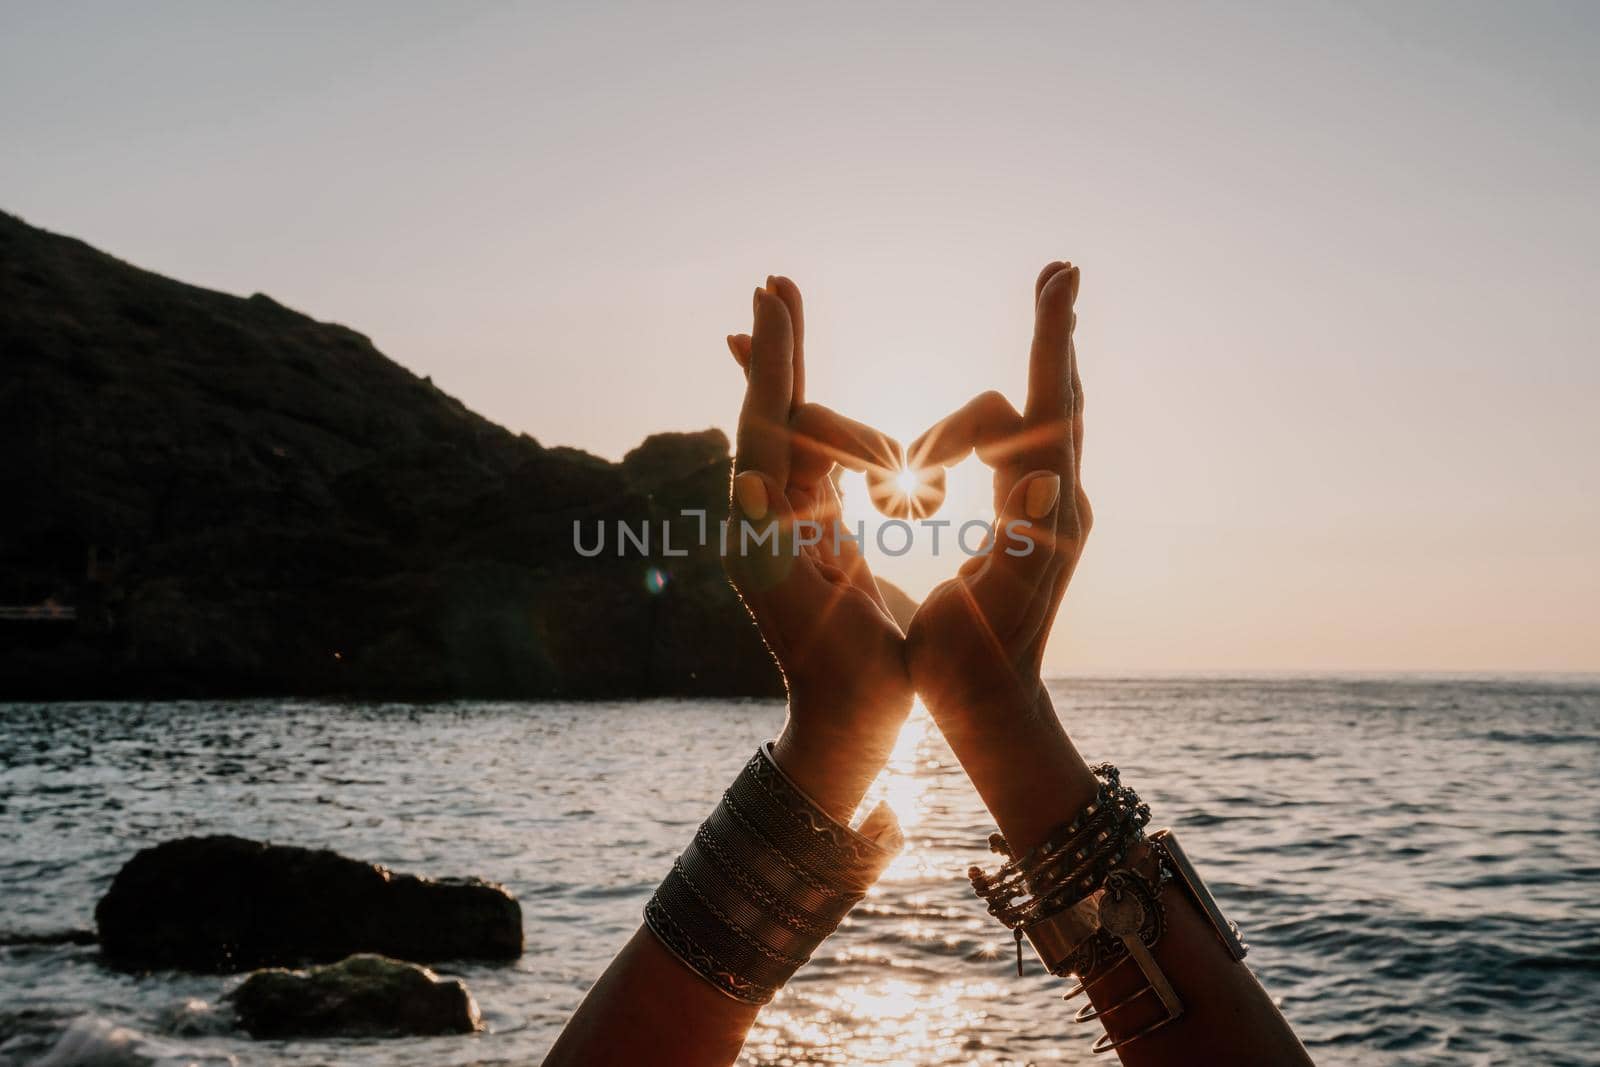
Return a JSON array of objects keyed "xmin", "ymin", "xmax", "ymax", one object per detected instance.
[{"xmin": 3, "ymin": 2, "xmax": 1596, "ymax": 673}]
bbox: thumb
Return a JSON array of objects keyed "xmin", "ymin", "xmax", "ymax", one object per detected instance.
[
  {"xmin": 986, "ymin": 470, "xmax": 1061, "ymax": 586},
  {"xmin": 728, "ymin": 470, "xmax": 813, "ymax": 593}
]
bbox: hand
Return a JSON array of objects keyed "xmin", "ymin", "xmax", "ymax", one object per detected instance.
[
  {"xmin": 903, "ymin": 262, "xmax": 1092, "ymax": 841},
  {"xmin": 724, "ymin": 277, "xmax": 914, "ymax": 821}
]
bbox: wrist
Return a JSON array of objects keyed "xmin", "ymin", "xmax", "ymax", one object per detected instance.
[
  {"xmin": 772, "ymin": 691, "xmax": 910, "ymax": 824},
  {"xmin": 924, "ymin": 687, "xmax": 1099, "ymax": 852}
]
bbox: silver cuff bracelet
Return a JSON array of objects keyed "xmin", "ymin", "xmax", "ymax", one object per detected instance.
[{"xmin": 643, "ymin": 742, "xmax": 903, "ymax": 1004}]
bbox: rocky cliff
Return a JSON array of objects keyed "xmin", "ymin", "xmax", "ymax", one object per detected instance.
[{"xmin": 0, "ymin": 211, "xmax": 842, "ymax": 699}]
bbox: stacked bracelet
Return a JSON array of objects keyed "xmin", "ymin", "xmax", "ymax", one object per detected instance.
[
  {"xmin": 644, "ymin": 742, "xmax": 903, "ymax": 1004},
  {"xmin": 969, "ymin": 763, "xmax": 1152, "ymax": 963},
  {"xmin": 967, "ymin": 763, "xmax": 1249, "ymax": 1055}
]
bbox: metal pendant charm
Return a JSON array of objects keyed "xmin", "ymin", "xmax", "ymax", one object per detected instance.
[
  {"xmin": 1068, "ymin": 869, "xmax": 1185, "ymax": 1054},
  {"xmin": 1097, "ymin": 876, "xmax": 1183, "ymax": 1018}
]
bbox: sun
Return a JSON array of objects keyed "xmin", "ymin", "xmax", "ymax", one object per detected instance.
[
  {"xmin": 894, "ymin": 466, "xmax": 921, "ymax": 496},
  {"xmin": 866, "ymin": 461, "xmax": 948, "ymax": 520}
]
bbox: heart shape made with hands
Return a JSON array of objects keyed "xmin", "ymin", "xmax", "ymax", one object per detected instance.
[
  {"xmin": 863, "ymin": 455, "xmax": 948, "ymax": 520},
  {"xmin": 861, "ymin": 392, "xmax": 1044, "ymax": 521},
  {"xmin": 731, "ymin": 262, "xmax": 1080, "ymax": 527}
]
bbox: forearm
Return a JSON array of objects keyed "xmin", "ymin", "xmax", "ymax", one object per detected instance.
[
  {"xmin": 928, "ymin": 686, "xmax": 1099, "ymax": 852},
  {"xmin": 1092, "ymin": 879, "xmax": 1312, "ymax": 1067},
  {"xmin": 543, "ymin": 927, "xmax": 756, "ymax": 1067},
  {"xmin": 929, "ymin": 687, "xmax": 1313, "ymax": 1066},
  {"xmin": 545, "ymin": 706, "xmax": 904, "ymax": 1067}
]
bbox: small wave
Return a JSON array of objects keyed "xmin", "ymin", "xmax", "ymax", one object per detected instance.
[
  {"xmin": 1179, "ymin": 811, "xmax": 1229, "ymax": 827},
  {"xmin": 0, "ymin": 929, "xmax": 96, "ymax": 947},
  {"xmin": 33, "ymin": 1015, "xmax": 238, "ymax": 1067},
  {"xmin": 1476, "ymin": 730, "xmax": 1598, "ymax": 746},
  {"xmin": 1507, "ymin": 950, "xmax": 1600, "ymax": 975},
  {"xmin": 572, "ymin": 881, "xmax": 653, "ymax": 900}
]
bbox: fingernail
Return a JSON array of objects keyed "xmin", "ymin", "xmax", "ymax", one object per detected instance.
[
  {"xmin": 1025, "ymin": 473, "xmax": 1061, "ymax": 519},
  {"xmin": 726, "ymin": 334, "xmax": 740, "ymax": 358},
  {"xmin": 734, "ymin": 471, "xmax": 769, "ymax": 520}
]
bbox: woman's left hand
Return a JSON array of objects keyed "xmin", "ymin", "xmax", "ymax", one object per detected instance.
[{"xmin": 723, "ymin": 276, "xmax": 913, "ymax": 821}]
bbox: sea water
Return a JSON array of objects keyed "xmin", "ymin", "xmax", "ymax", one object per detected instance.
[{"xmin": 2, "ymin": 676, "xmax": 1597, "ymax": 1065}]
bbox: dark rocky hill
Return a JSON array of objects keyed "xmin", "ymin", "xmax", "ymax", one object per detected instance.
[{"xmin": 0, "ymin": 210, "xmax": 865, "ymax": 699}]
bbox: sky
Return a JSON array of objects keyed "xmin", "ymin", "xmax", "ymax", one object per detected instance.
[{"xmin": 3, "ymin": 1, "xmax": 1596, "ymax": 672}]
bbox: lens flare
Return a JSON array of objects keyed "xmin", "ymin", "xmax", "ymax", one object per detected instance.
[{"xmin": 867, "ymin": 463, "xmax": 948, "ymax": 520}]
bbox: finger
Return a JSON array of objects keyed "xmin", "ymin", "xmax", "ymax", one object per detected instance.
[
  {"xmin": 789, "ymin": 403, "xmax": 902, "ymax": 487},
  {"xmin": 814, "ymin": 559, "xmax": 850, "ymax": 585},
  {"xmin": 975, "ymin": 551, "xmax": 1061, "ymax": 655},
  {"xmin": 1066, "ymin": 268, "xmax": 1083, "ymax": 478},
  {"xmin": 811, "ymin": 475, "xmax": 890, "ymax": 614},
  {"xmin": 907, "ymin": 390, "xmax": 1027, "ymax": 470},
  {"xmin": 1025, "ymin": 262, "xmax": 1078, "ymax": 423},
  {"xmin": 992, "ymin": 462, "xmax": 1014, "ymax": 518},
  {"xmin": 957, "ymin": 520, "xmax": 995, "ymax": 578},
  {"xmin": 731, "ymin": 471, "xmax": 895, "ymax": 661},
  {"xmin": 767, "ymin": 275, "xmax": 805, "ymax": 409},
  {"xmin": 1019, "ymin": 556, "xmax": 1070, "ymax": 670},
  {"xmin": 1016, "ymin": 481, "xmax": 1093, "ymax": 672},
  {"xmin": 985, "ymin": 469, "xmax": 1061, "ymax": 592},
  {"xmin": 727, "ymin": 468, "xmax": 810, "ymax": 596},
  {"xmin": 1035, "ymin": 260, "xmax": 1071, "ymax": 305},
  {"xmin": 965, "ymin": 469, "xmax": 1062, "ymax": 653},
  {"xmin": 1014, "ymin": 555, "xmax": 1068, "ymax": 673},
  {"xmin": 1070, "ymin": 318, "xmax": 1082, "ymax": 469},
  {"xmin": 1026, "ymin": 489, "xmax": 1090, "ymax": 644},
  {"xmin": 807, "ymin": 469, "xmax": 843, "ymax": 542},
  {"xmin": 786, "ymin": 483, "xmax": 820, "ymax": 523},
  {"xmin": 735, "ymin": 287, "xmax": 794, "ymax": 484},
  {"xmin": 1021, "ymin": 483, "xmax": 1091, "ymax": 665},
  {"xmin": 727, "ymin": 333, "xmax": 751, "ymax": 376}
]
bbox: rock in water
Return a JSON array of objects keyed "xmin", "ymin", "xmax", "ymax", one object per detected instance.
[
  {"xmin": 228, "ymin": 954, "xmax": 480, "ymax": 1038},
  {"xmin": 95, "ymin": 836, "xmax": 522, "ymax": 972}
]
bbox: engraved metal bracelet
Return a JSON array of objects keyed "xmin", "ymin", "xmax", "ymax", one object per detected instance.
[{"xmin": 644, "ymin": 742, "xmax": 903, "ymax": 1004}]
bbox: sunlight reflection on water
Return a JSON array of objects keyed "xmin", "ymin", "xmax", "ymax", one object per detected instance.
[
  {"xmin": 752, "ymin": 702, "xmax": 1040, "ymax": 1066},
  {"xmin": 749, "ymin": 976, "xmax": 1010, "ymax": 1067},
  {"xmin": 863, "ymin": 701, "xmax": 933, "ymax": 836}
]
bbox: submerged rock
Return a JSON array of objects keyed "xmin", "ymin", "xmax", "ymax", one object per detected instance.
[
  {"xmin": 227, "ymin": 954, "xmax": 480, "ymax": 1039},
  {"xmin": 154, "ymin": 997, "xmax": 235, "ymax": 1038},
  {"xmin": 95, "ymin": 836, "xmax": 522, "ymax": 972}
]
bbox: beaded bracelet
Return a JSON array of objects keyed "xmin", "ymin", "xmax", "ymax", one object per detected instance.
[
  {"xmin": 643, "ymin": 743, "xmax": 902, "ymax": 1004},
  {"xmin": 969, "ymin": 763, "xmax": 1151, "ymax": 963}
]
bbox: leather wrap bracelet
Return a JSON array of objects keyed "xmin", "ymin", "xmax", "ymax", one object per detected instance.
[{"xmin": 644, "ymin": 742, "xmax": 903, "ymax": 1004}]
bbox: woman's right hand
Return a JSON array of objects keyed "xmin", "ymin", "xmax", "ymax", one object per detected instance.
[{"xmin": 903, "ymin": 262, "xmax": 1098, "ymax": 848}]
